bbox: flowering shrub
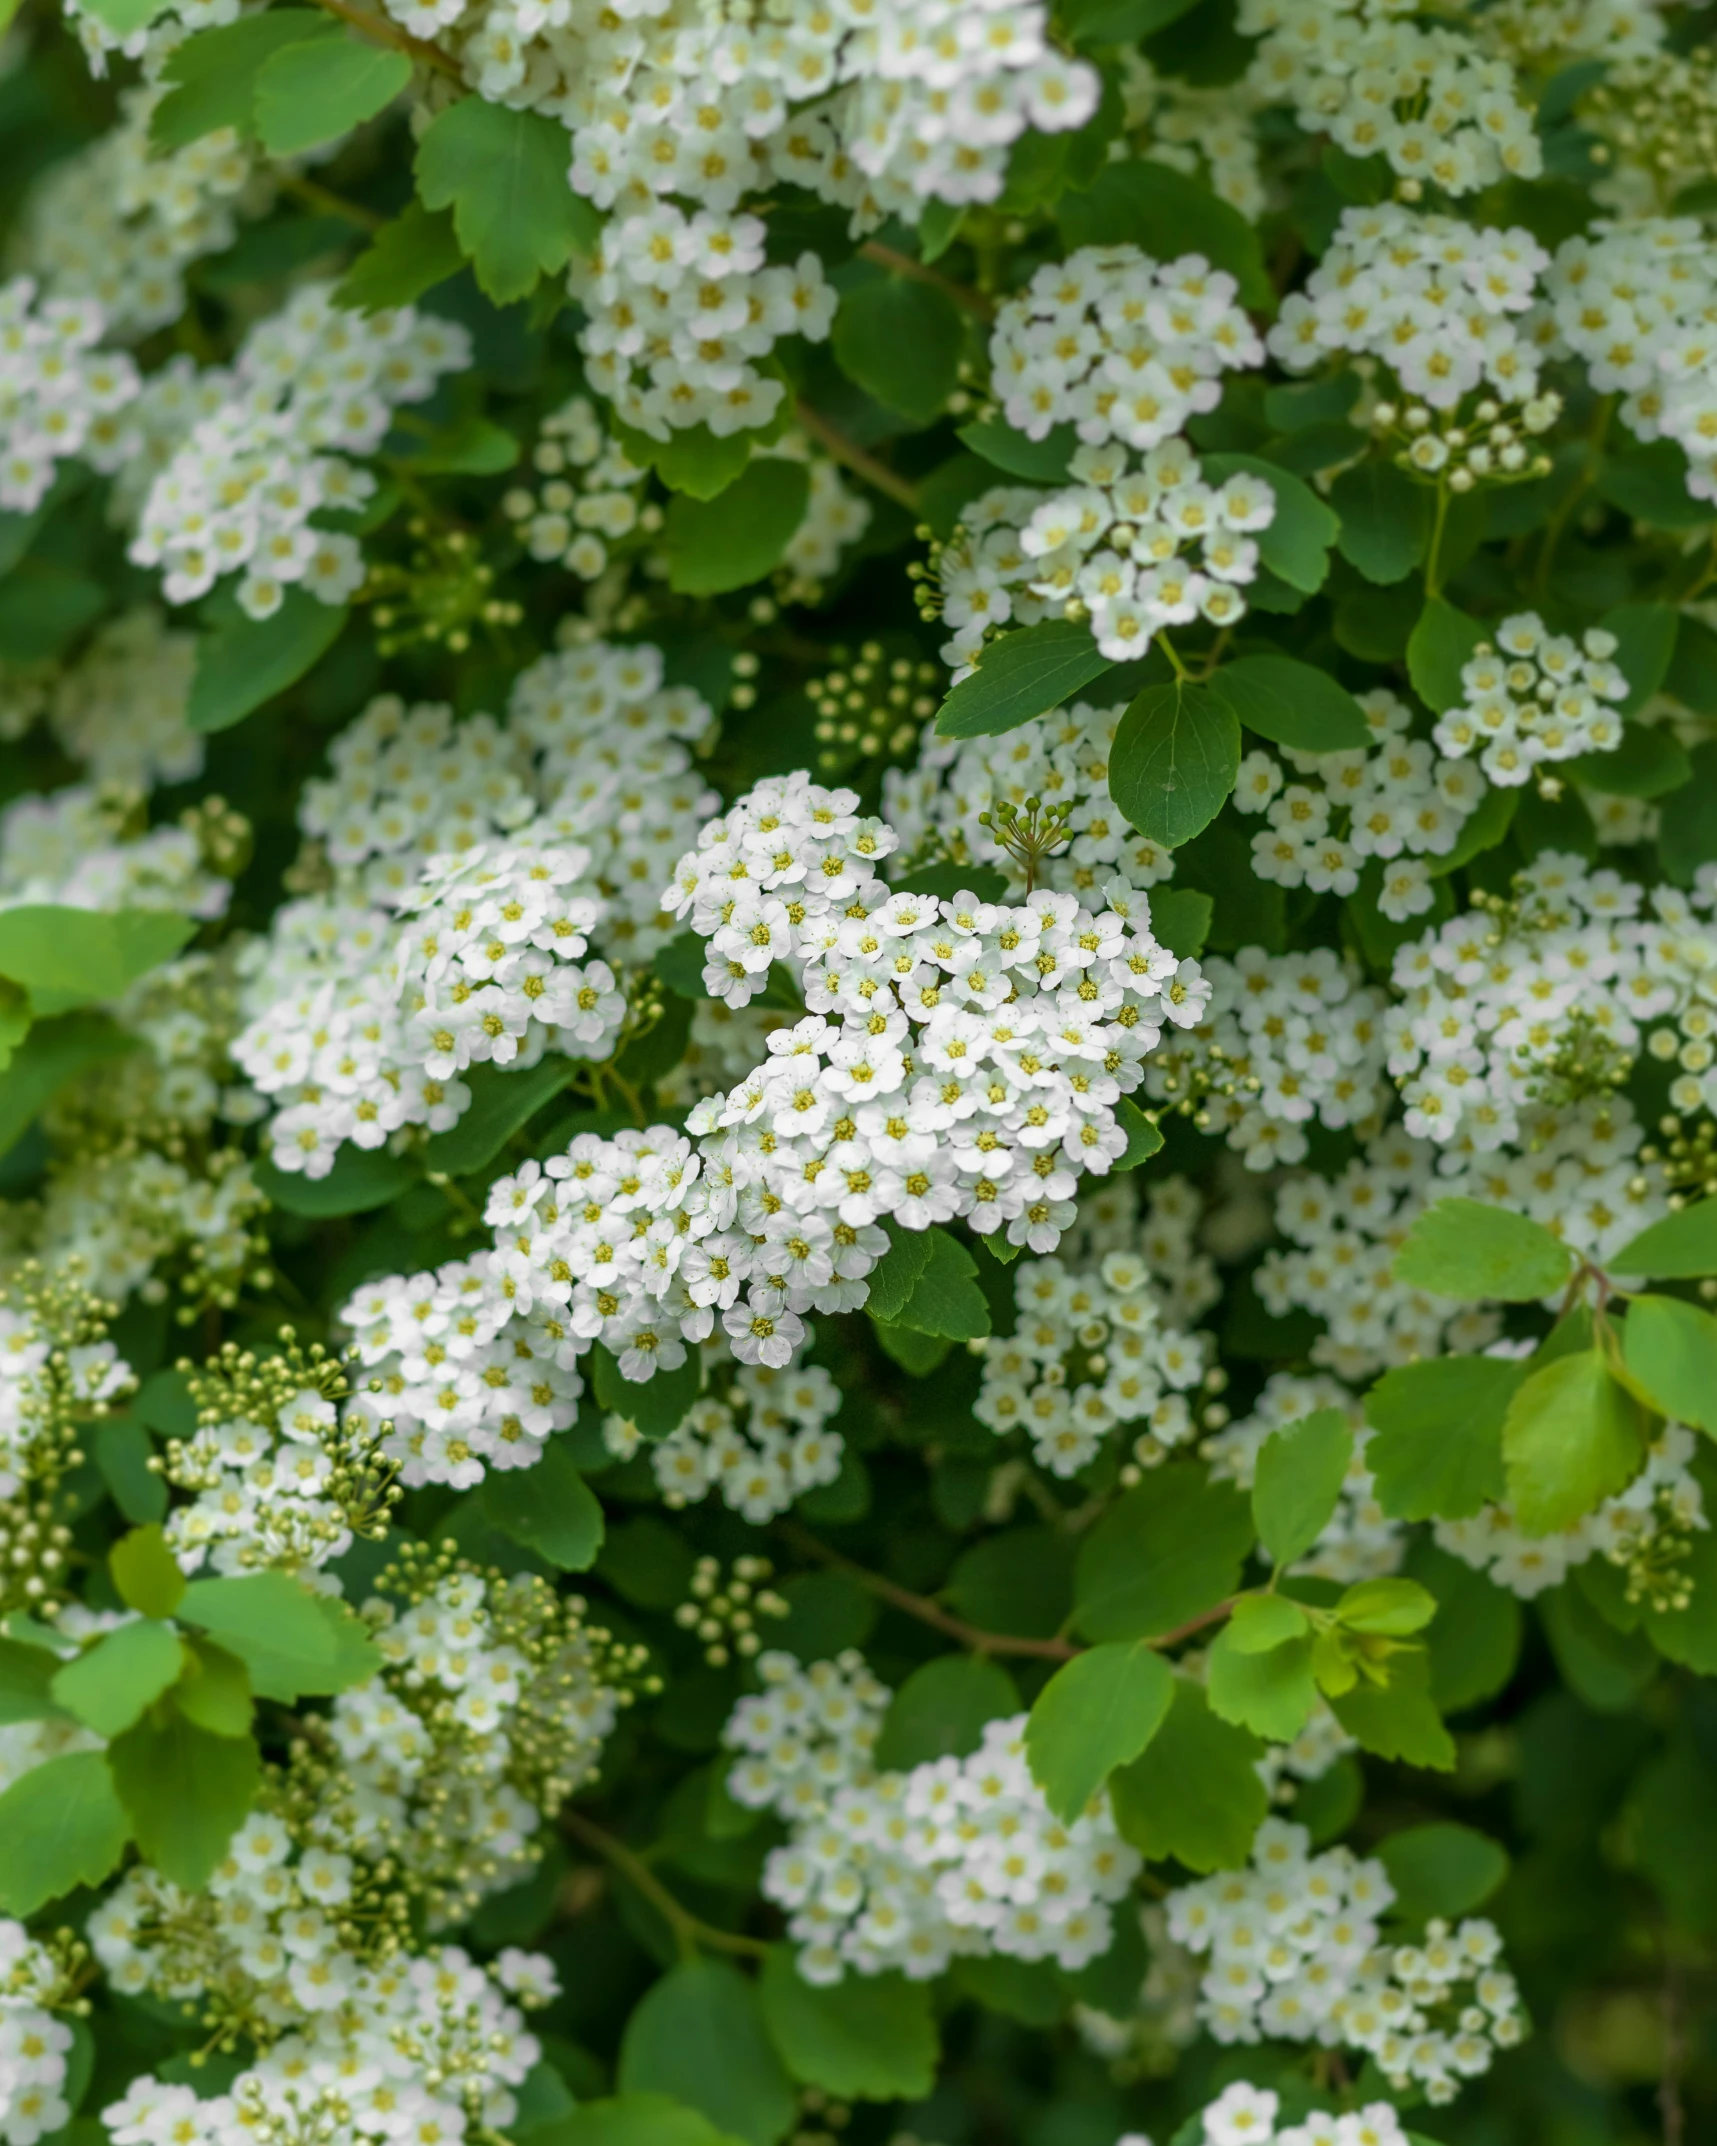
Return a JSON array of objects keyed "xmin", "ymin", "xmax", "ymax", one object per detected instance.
[{"xmin": 5, "ymin": 3, "xmax": 1717, "ymax": 2145}]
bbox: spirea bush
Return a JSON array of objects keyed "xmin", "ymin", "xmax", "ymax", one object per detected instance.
[{"xmin": 4, "ymin": 1, "xmax": 1717, "ymax": 2143}]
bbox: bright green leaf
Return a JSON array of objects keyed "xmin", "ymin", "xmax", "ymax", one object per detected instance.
[
  {"xmin": 177, "ymin": 1572, "xmax": 379, "ymax": 1699},
  {"xmin": 0, "ymin": 1751, "xmax": 130, "ymax": 1913},
  {"xmin": 174, "ymin": 1639, "xmax": 254, "ymax": 1739},
  {"xmin": 1206, "ymin": 1625, "xmax": 1318, "ymax": 1742},
  {"xmin": 51, "ymin": 1619, "xmax": 185, "ymax": 1738},
  {"xmin": 335, "ymin": 202, "xmax": 466, "ymax": 313},
  {"xmin": 1253, "ymin": 1406, "xmax": 1354, "ymax": 1569},
  {"xmin": 1501, "ymin": 1349, "xmax": 1649, "ymax": 1536},
  {"xmin": 1109, "ymin": 1679, "xmax": 1267, "ymax": 1871},
  {"xmin": 1621, "ymin": 1293, "xmax": 1717, "ymax": 1430},
  {"xmin": 1328, "ymin": 1650, "xmax": 1455, "ymax": 1770},
  {"xmin": 1391, "ymin": 1197, "xmax": 1574, "ymax": 1301},
  {"xmin": 416, "ymin": 99, "xmax": 601, "ymax": 305},
  {"xmin": 254, "ymin": 33, "xmax": 410, "ymax": 154},
  {"xmin": 1337, "ymin": 1577, "xmax": 1437, "ymax": 1636},
  {"xmin": 150, "ymin": 12, "xmax": 333, "ymax": 147},
  {"xmin": 107, "ymin": 1707, "xmax": 260, "ymax": 1891},
  {"xmin": 1365, "ymin": 1356, "xmax": 1524, "ymax": 1519},
  {"xmin": 758, "ymin": 1950, "xmax": 937, "ymax": 2100},
  {"xmin": 0, "ymin": 908, "xmax": 194, "ymax": 1015},
  {"xmin": 111, "ymin": 1525, "xmax": 186, "ymax": 1620},
  {"xmin": 1610, "ymin": 1198, "xmax": 1717, "ymax": 1279},
  {"xmin": 1023, "ymin": 1642, "xmax": 1173, "ymax": 1822},
  {"xmin": 1222, "ymin": 1592, "xmax": 1310, "ymax": 1653}
]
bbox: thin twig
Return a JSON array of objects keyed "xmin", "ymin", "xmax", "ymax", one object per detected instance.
[
  {"xmin": 281, "ymin": 173, "xmax": 384, "ymax": 234},
  {"xmin": 561, "ymin": 1809, "xmax": 769, "ymax": 1962},
  {"xmin": 308, "ymin": 0, "xmax": 464, "ymax": 80},
  {"xmin": 858, "ymin": 239, "xmax": 994, "ymax": 321},
  {"xmin": 794, "ymin": 400, "xmax": 921, "ymax": 512}
]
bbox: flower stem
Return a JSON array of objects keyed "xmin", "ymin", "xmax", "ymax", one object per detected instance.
[
  {"xmin": 794, "ymin": 401, "xmax": 922, "ymax": 512},
  {"xmin": 562, "ymin": 1809, "xmax": 769, "ymax": 1962}
]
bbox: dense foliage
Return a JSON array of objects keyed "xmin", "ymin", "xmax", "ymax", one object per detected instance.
[{"xmin": 5, "ymin": 2, "xmax": 1717, "ymax": 2144}]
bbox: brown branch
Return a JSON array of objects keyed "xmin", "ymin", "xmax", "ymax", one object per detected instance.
[
  {"xmin": 561, "ymin": 1809, "xmax": 768, "ymax": 1961},
  {"xmin": 858, "ymin": 239, "xmax": 994, "ymax": 321},
  {"xmin": 780, "ymin": 1521, "xmax": 1236, "ymax": 1661},
  {"xmin": 794, "ymin": 400, "xmax": 922, "ymax": 513},
  {"xmin": 308, "ymin": 0, "xmax": 465, "ymax": 80}
]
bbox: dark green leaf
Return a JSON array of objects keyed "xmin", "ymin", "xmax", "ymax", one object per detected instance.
[
  {"xmin": 592, "ymin": 1344, "xmax": 703, "ymax": 1440},
  {"xmin": 1146, "ymin": 888, "xmax": 1212, "ymax": 959},
  {"xmin": 0, "ymin": 1637, "xmax": 67, "ymax": 1726},
  {"xmin": 188, "ymin": 590, "xmax": 348, "ymax": 734},
  {"xmin": 935, "ymin": 621, "xmax": 1115, "ymax": 742},
  {"xmin": 1109, "ymin": 1678, "xmax": 1266, "ymax": 1870},
  {"xmin": 94, "ymin": 1417, "xmax": 168, "ymax": 1525},
  {"xmin": 1602, "ymin": 601, "xmax": 1680, "ymax": 714},
  {"xmin": 874, "ymin": 1654, "xmax": 1019, "ymax": 1770},
  {"xmin": 1331, "ymin": 460, "xmax": 1433, "ymax": 583},
  {"xmin": 1377, "ymin": 1822, "xmax": 1508, "ymax": 1921},
  {"xmin": 831, "ymin": 277, "xmax": 965, "ymax": 425},
  {"xmin": 254, "ymin": 1146, "xmax": 419, "ymax": 1216},
  {"xmin": 174, "ymin": 1638, "xmax": 255, "ymax": 1738},
  {"xmin": 664, "ymin": 460, "xmax": 811, "ymax": 596},
  {"xmin": 955, "ymin": 420, "xmax": 1075, "ymax": 483},
  {"xmin": 1426, "ymin": 778, "xmax": 1519, "ymax": 877},
  {"xmin": 758, "ymin": 1951, "xmax": 937, "ymax": 2100},
  {"xmin": 416, "ymin": 100, "xmax": 602, "ymax": 304},
  {"xmin": 1595, "ymin": 441, "xmax": 1713, "ymax": 529},
  {"xmin": 1109, "ymin": 679, "xmax": 1240, "ymax": 849},
  {"xmin": 1213, "ymin": 655, "xmax": 1370, "ymax": 752},
  {"xmin": 869, "ymin": 1224, "xmax": 988, "ymax": 1340},
  {"xmin": 1056, "ymin": 163, "xmax": 1270, "ymax": 308},
  {"xmin": 482, "ymin": 1443, "xmax": 605, "ymax": 1570},
  {"xmin": 0, "ymin": 563, "xmax": 106, "ymax": 662},
  {"xmin": 107, "ymin": 1707, "xmax": 260, "ymax": 1890},
  {"xmin": 1112, "ymin": 1095, "xmax": 1166, "ymax": 1170},
  {"xmin": 1074, "ymin": 1465, "xmax": 1252, "ymax": 1641},
  {"xmin": 421, "ymin": 1057, "xmax": 580, "ymax": 1177},
  {"xmin": 0, "ymin": 1014, "xmax": 135, "ymax": 1160},
  {"xmin": 254, "ymin": 33, "xmax": 410, "ymax": 154},
  {"xmin": 1328, "ymin": 1651, "xmax": 1455, "ymax": 1770},
  {"xmin": 618, "ymin": 1959, "xmax": 796, "ymax": 2146},
  {"xmin": 335, "ymin": 202, "xmax": 465, "ymax": 312},
  {"xmin": 1200, "ymin": 453, "xmax": 1339, "ymax": 594},
  {"xmin": 553, "ymin": 2095, "xmax": 749, "ymax": 2146},
  {"xmin": 1406, "ymin": 598, "xmax": 1487, "ymax": 714}
]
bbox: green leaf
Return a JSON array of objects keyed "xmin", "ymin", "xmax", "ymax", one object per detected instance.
[
  {"xmin": 1212, "ymin": 655, "xmax": 1371, "ymax": 753},
  {"xmin": 1328, "ymin": 1650, "xmax": 1455, "ymax": 1770},
  {"xmin": 1378, "ymin": 1822, "xmax": 1509, "ymax": 1921},
  {"xmin": 610, "ymin": 416, "xmax": 755, "ymax": 502},
  {"xmin": 51, "ymin": 1619, "xmax": 185, "ymax": 1738},
  {"xmin": 1391, "ymin": 1197, "xmax": 1574, "ymax": 1301},
  {"xmin": 1595, "ymin": 440, "xmax": 1713, "ymax": 529},
  {"xmin": 1023, "ymin": 1642, "xmax": 1173, "ymax": 1823},
  {"xmin": 254, "ymin": 1146, "xmax": 419, "ymax": 1217},
  {"xmin": 150, "ymin": 11, "xmax": 332, "ymax": 146},
  {"xmin": 1109, "ymin": 679, "xmax": 1241, "ymax": 850},
  {"xmin": 0, "ymin": 1013, "xmax": 135, "ymax": 1160},
  {"xmin": 1541, "ymin": 1580, "xmax": 1656, "ymax": 1711},
  {"xmin": 1600, "ymin": 600, "xmax": 1679, "ymax": 715},
  {"xmin": 831, "ymin": 276, "xmax": 966, "ymax": 424},
  {"xmin": 935, "ymin": 621, "xmax": 1115, "ymax": 741},
  {"xmin": 1253, "ymin": 1406, "xmax": 1354, "ymax": 1568},
  {"xmin": 1199, "ymin": 454, "xmax": 1339, "ymax": 594},
  {"xmin": 1108, "ymin": 1678, "xmax": 1266, "ymax": 1871},
  {"xmin": 482, "ymin": 1443, "xmax": 605, "ymax": 1571},
  {"xmin": 174, "ymin": 1638, "xmax": 255, "ymax": 1739},
  {"xmin": 1330, "ymin": 461, "xmax": 1433, "ymax": 584},
  {"xmin": 416, "ymin": 99, "xmax": 601, "ymax": 305},
  {"xmin": 553, "ymin": 2095, "xmax": 749, "ymax": 2146},
  {"xmin": 177, "ymin": 1572, "xmax": 380, "ymax": 1700},
  {"xmin": 1409, "ymin": 1543, "xmax": 1522, "ymax": 1712},
  {"xmin": 0, "ymin": 563, "xmax": 105, "ymax": 664},
  {"xmin": 1501, "ymin": 1349, "xmax": 1649, "ymax": 1536},
  {"xmin": 1337, "ymin": 1577, "xmax": 1437, "ymax": 1635},
  {"xmin": 1222, "ymin": 1592, "xmax": 1310, "ymax": 1653},
  {"xmin": 592, "ymin": 1344, "xmax": 703, "ymax": 1440},
  {"xmin": 399, "ymin": 417, "xmax": 520, "ymax": 476},
  {"xmin": 955, "ymin": 419, "xmax": 1076, "ymax": 484},
  {"xmin": 1146, "ymin": 888, "xmax": 1212, "ymax": 959},
  {"xmin": 420, "ymin": 1057, "xmax": 580, "ymax": 1177},
  {"xmin": 1567, "ymin": 716, "xmax": 1691, "ymax": 799},
  {"xmin": 107, "ymin": 1706, "xmax": 260, "ymax": 1890},
  {"xmin": 867, "ymin": 1224, "xmax": 989, "ymax": 1340},
  {"xmin": 1611, "ymin": 1198, "xmax": 1717, "ymax": 1279},
  {"xmin": 664, "ymin": 460, "xmax": 811, "ymax": 596},
  {"xmin": 254, "ymin": 33, "xmax": 410, "ymax": 155},
  {"xmin": 0, "ymin": 1751, "xmax": 130, "ymax": 1913},
  {"xmin": 874, "ymin": 1654, "xmax": 1019, "ymax": 1770},
  {"xmin": 1660, "ymin": 740, "xmax": 1717, "ymax": 885},
  {"xmin": 1206, "ymin": 1625, "xmax": 1318, "ymax": 1742},
  {"xmin": 945, "ymin": 1528, "xmax": 1074, "ymax": 1639},
  {"xmin": 758, "ymin": 1950, "xmax": 937, "ymax": 2101},
  {"xmin": 0, "ymin": 1636, "xmax": 67, "ymax": 1725},
  {"xmin": 335, "ymin": 202, "xmax": 466, "ymax": 314},
  {"xmin": 1113, "ymin": 1094, "xmax": 1166, "ymax": 1169},
  {"xmin": 1406, "ymin": 597, "xmax": 1488, "ymax": 714},
  {"xmin": 1064, "ymin": 0, "xmax": 1199, "ymax": 44},
  {"xmin": 1074, "ymin": 1465, "xmax": 1252, "ymax": 1642},
  {"xmin": 618, "ymin": 1959, "xmax": 796, "ymax": 2146},
  {"xmin": 1365, "ymin": 1356, "xmax": 1524, "ymax": 1519},
  {"xmin": 94, "ymin": 1416, "xmax": 168, "ymax": 1525},
  {"xmin": 111, "ymin": 1525, "xmax": 186, "ymax": 1619},
  {"xmin": 1055, "ymin": 163, "xmax": 1270, "ymax": 309},
  {"xmin": 189, "ymin": 590, "xmax": 347, "ymax": 734},
  {"xmin": 1425, "ymin": 776, "xmax": 1518, "ymax": 878},
  {"xmin": 1622, "ymin": 1293, "xmax": 1717, "ymax": 1431},
  {"xmin": 0, "ymin": 908, "xmax": 194, "ymax": 1015},
  {"xmin": 73, "ymin": 0, "xmax": 172, "ymax": 33}
]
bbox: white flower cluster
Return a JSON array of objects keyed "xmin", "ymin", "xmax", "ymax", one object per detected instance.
[
  {"xmin": 974, "ymin": 1180, "xmax": 1208, "ymax": 1477},
  {"xmin": 1118, "ymin": 52, "xmax": 1266, "ymax": 219},
  {"xmin": 100, "ymin": 1944, "xmax": 549, "ymax": 2146},
  {"xmin": 1546, "ymin": 217, "xmax": 1717, "ymax": 505},
  {"xmin": 0, "ymin": 1920, "xmax": 77, "ymax": 2146},
  {"xmin": 340, "ymin": 1248, "xmax": 586, "ymax": 1488},
  {"xmin": 1437, "ymin": 1415, "xmax": 1706, "ymax": 1600},
  {"xmin": 1269, "ymin": 207, "xmax": 1551, "ymax": 415},
  {"xmin": 934, "ymin": 442, "xmax": 1278, "ymax": 673},
  {"xmin": 0, "ymin": 786, "xmax": 228, "ymax": 924},
  {"xmin": 990, "ymin": 246, "xmax": 1264, "ymax": 449},
  {"xmin": 1241, "ymin": 0, "xmax": 1541, "ymax": 196},
  {"xmin": 512, "ymin": 638, "xmax": 717, "ymax": 960},
  {"xmin": 1140, "ymin": 946, "xmax": 1390, "ymax": 1174},
  {"xmin": 1386, "ymin": 854, "xmax": 1717, "ymax": 1154},
  {"xmin": 608, "ymin": 1339, "xmax": 845, "ymax": 1523},
  {"xmin": 883, "ymin": 696, "xmax": 1176, "ymax": 900},
  {"xmin": 1160, "ymin": 2080, "xmax": 1414, "ymax": 2146},
  {"xmin": 0, "ymin": 1291, "xmax": 131, "ymax": 1506},
  {"xmin": 1205, "ymin": 1373, "xmax": 1402, "ymax": 1583},
  {"xmin": 1234, "ymin": 687, "xmax": 1489, "ymax": 924},
  {"xmin": 1165, "ymin": 1820, "xmax": 1526, "ymax": 2101},
  {"xmin": 15, "ymin": 85, "xmax": 263, "ymax": 342},
  {"xmin": 129, "ymin": 286, "xmax": 470, "ymax": 618},
  {"xmin": 727, "ymin": 1654, "xmax": 1140, "ymax": 1985},
  {"xmin": 42, "ymin": 607, "xmax": 203, "ymax": 794},
  {"xmin": 575, "ymin": 209, "xmax": 832, "ymax": 441},
  {"xmin": 1431, "ymin": 614, "xmax": 1628, "ymax": 786},
  {"xmin": 503, "ymin": 393, "xmax": 653, "ymax": 584},
  {"xmin": 0, "ymin": 276, "xmax": 138, "ymax": 513}
]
